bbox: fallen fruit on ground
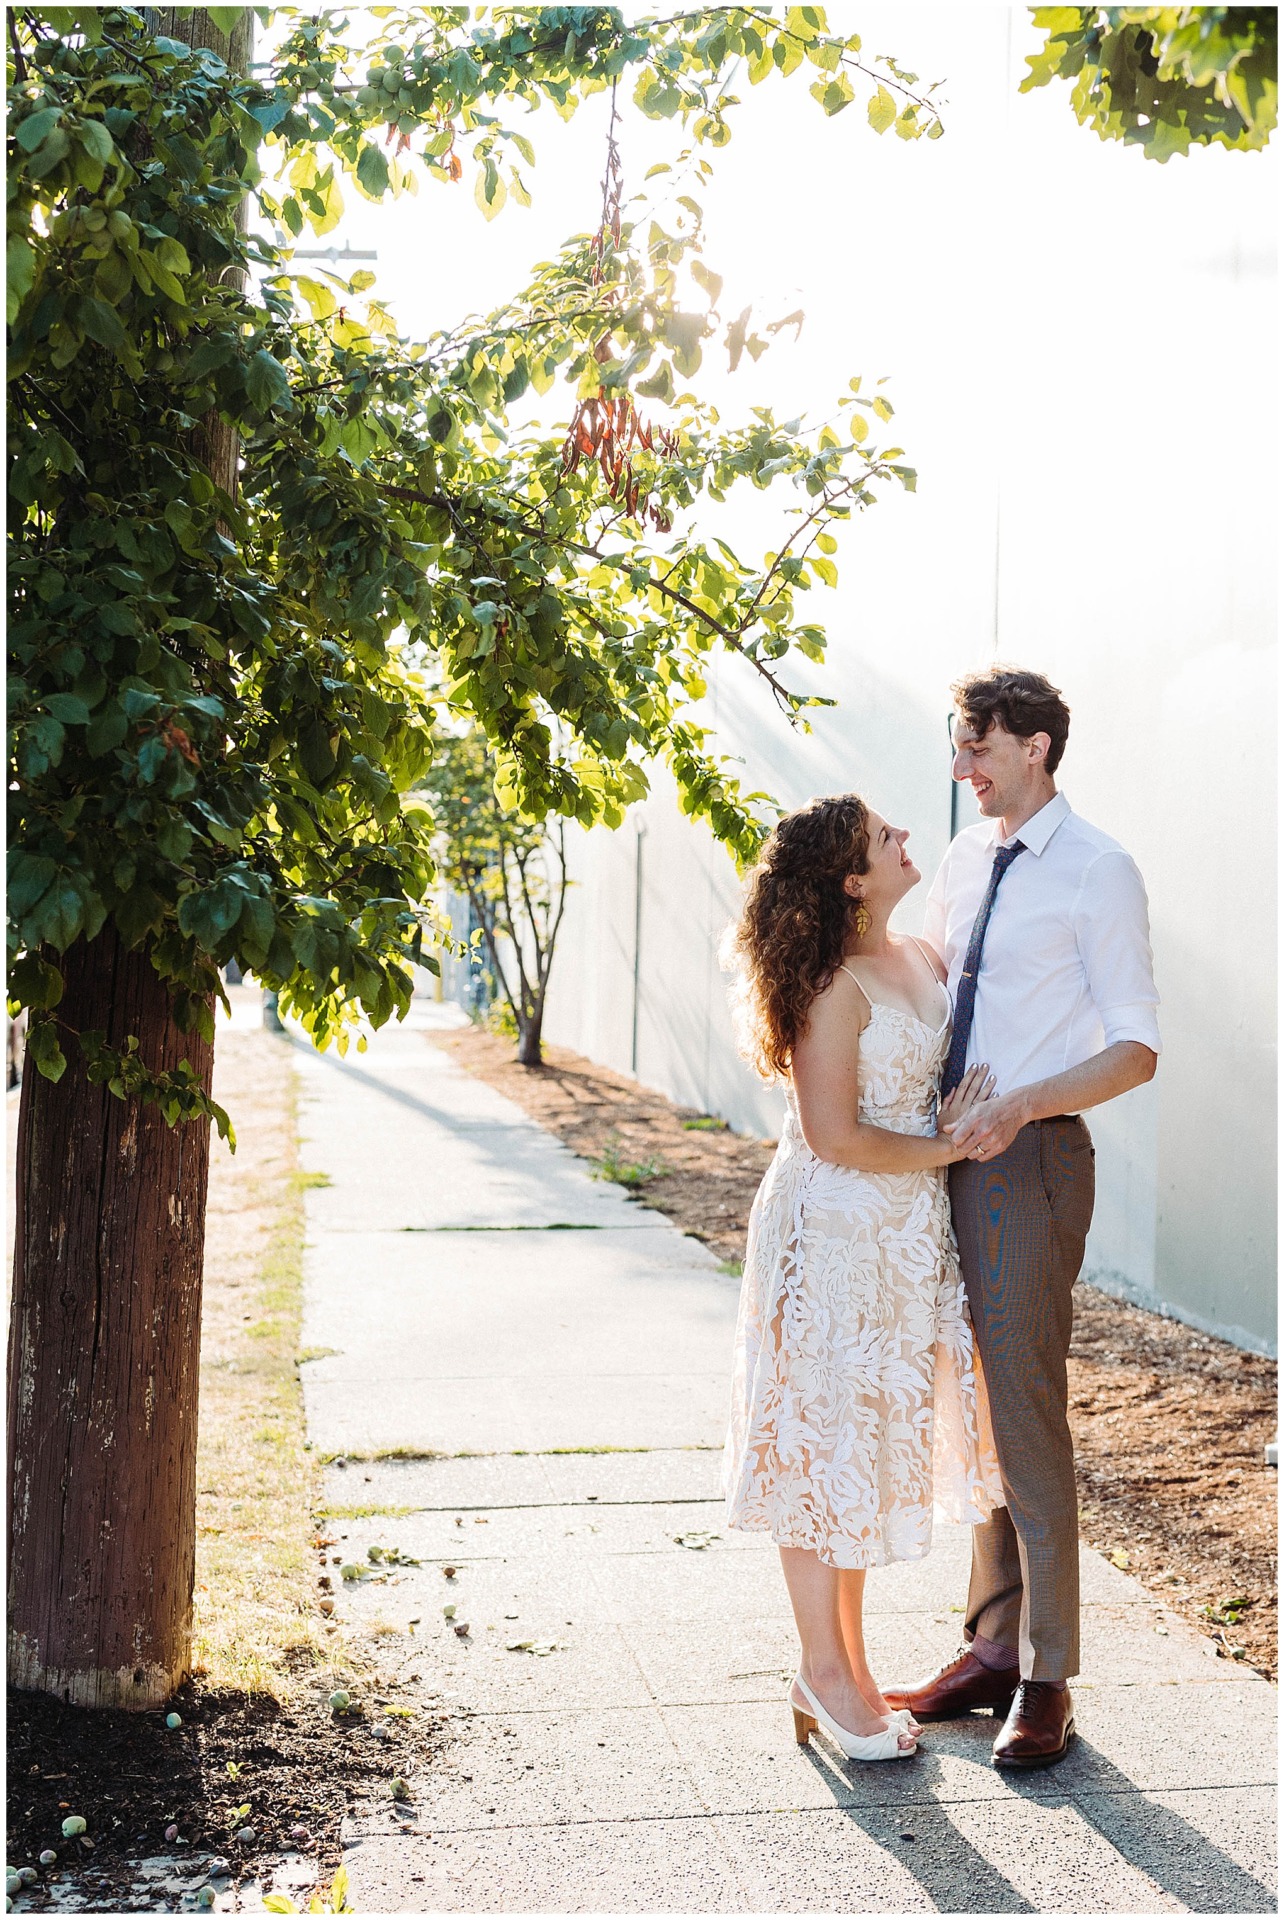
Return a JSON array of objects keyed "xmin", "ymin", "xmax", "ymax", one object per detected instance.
[
  {"xmin": 61, "ymin": 1817, "xmax": 86, "ymax": 1839},
  {"xmin": 38, "ymin": 1852, "xmax": 56, "ymax": 1868},
  {"xmin": 166, "ymin": 1711, "xmax": 183, "ymax": 1729},
  {"xmin": 390, "ymin": 1778, "xmax": 410, "ymax": 1800},
  {"xmin": 328, "ymin": 1690, "xmax": 350, "ymax": 1714}
]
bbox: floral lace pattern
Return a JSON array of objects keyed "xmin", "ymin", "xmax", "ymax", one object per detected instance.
[{"xmin": 722, "ymin": 999, "xmax": 1005, "ymax": 1568}]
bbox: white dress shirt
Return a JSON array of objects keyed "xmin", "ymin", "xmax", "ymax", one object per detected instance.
[{"xmin": 922, "ymin": 791, "xmax": 1161, "ymax": 1104}]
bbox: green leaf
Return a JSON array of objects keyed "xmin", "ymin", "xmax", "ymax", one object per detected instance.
[
  {"xmin": 27, "ymin": 1019, "xmax": 67, "ymax": 1085},
  {"xmin": 77, "ymin": 118, "xmax": 114, "ymax": 165},
  {"xmin": 79, "ymin": 297, "xmax": 127, "ymax": 349},
  {"xmin": 86, "ymin": 704, "xmax": 129, "ymax": 757},
  {"xmin": 7, "ymin": 953, "xmax": 64, "ymax": 1011},
  {"xmin": 245, "ymin": 349, "xmax": 292, "ymax": 413},
  {"xmin": 17, "ymin": 108, "xmax": 61, "ymax": 153},
  {"xmin": 867, "ymin": 85, "xmax": 897, "ymax": 133},
  {"xmin": 355, "ymin": 142, "xmax": 390, "ymax": 198},
  {"xmin": 295, "ymin": 275, "xmax": 337, "ymax": 320},
  {"xmin": 7, "ymin": 236, "xmax": 35, "ymax": 324},
  {"xmin": 691, "ymin": 259, "xmax": 723, "ymax": 307},
  {"xmin": 45, "ymin": 693, "xmax": 91, "ymax": 725},
  {"xmin": 206, "ymin": 6, "xmax": 243, "ymax": 33},
  {"xmin": 9, "ymin": 852, "xmax": 56, "ymax": 918},
  {"xmin": 474, "ymin": 158, "xmax": 506, "ymax": 220}
]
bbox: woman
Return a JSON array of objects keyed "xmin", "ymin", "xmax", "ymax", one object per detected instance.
[{"xmin": 722, "ymin": 793, "xmax": 1004, "ymax": 1762}]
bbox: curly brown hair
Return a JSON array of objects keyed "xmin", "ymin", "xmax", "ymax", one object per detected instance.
[
  {"xmin": 952, "ymin": 665, "xmax": 1071, "ymax": 774},
  {"xmin": 726, "ymin": 794, "xmax": 871, "ymax": 1081}
]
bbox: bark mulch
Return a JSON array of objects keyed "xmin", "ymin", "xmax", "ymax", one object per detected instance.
[{"xmin": 444, "ymin": 1024, "xmax": 1278, "ymax": 1683}]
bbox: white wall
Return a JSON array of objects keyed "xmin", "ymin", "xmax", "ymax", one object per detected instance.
[{"xmin": 543, "ymin": 8, "xmax": 1278, "ymax": 1352}]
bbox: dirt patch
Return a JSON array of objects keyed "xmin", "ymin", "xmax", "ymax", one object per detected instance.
[
  {"xmin": 5, "ymin": 1677, "xmax": 443, "ymax": 1907},
  {"xmin": 444, "ymin": 1024, "xmax": 1277, "ymax": 1682}
]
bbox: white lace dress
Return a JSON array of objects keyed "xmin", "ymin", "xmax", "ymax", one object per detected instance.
[{"xmin": 722, "ymin": 976, "xmax": 1005, "ymax": 1568}]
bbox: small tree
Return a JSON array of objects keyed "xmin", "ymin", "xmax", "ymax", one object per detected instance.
[{"xmin": 420, "ymin": 728, "xmax": 568, "ymax": 1067}]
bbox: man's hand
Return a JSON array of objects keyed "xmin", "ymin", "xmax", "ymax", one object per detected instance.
[
  {"xmin": 943, "ymin": 1042, "xmax": 1157, "ymax": 1163},
  {"xmin": 945, "ymin": 1087, "xmax": 1030, "ymax": 1161}
]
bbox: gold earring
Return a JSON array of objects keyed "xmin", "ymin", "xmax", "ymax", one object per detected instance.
[{"xmin": 853, "ymin": 901, "xmax": 871, "ymax": 938}]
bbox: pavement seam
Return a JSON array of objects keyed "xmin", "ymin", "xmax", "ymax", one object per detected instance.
[{"xmin": 349, "ymin": 1776, "xmax": 1280, "ymax": 1840}]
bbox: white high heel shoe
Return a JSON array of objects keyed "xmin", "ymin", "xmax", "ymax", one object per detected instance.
[{"xmin": 791, "ymin": 1672, "xmax": 918, "ymax": 1762}]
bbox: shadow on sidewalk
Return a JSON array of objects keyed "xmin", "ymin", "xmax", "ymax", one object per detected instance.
[
  {"xmin": 797, "ymin": 1736, "xmax": 1273, "ymax": 1914},
  {"xmin": 288, "ymin": 1032, "xmax": 530, "ymax": 1136}
]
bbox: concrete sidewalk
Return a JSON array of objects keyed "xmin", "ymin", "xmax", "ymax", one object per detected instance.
[{"xmin": 297, "ymin": 1011, "xmax": 1276, "ymax": 1915}]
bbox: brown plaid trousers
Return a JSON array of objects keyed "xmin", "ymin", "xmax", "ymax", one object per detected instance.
[{"xmin": 949, "ymin": 1115, "xmax": 1096, "ymax": 1682}]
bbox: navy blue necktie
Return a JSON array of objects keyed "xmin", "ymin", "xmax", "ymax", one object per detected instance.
[{"xmin": 940, "ymin": 841, "xmax": 1026, "ymax": 1098}]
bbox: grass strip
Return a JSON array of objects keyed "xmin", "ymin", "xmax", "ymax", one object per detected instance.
[{"xmin": 192, "ymin": 1028, "xmax": 363, "ymax": 1700}]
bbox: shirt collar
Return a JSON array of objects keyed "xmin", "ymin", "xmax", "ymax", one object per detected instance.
[{"xmin": 990, "ymin": 789, "xmax": 1070, "ymax": 857}]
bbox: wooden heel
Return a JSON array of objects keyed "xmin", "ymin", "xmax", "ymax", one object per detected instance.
[{"xmin": 793, "ymin": 1707, "xmax": 816, "ymax": 1745}]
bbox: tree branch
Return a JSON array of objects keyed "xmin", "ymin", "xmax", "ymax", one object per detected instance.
[{"xmin": 379, "ymin": 481, "xmax": 809, "ymax": 716}]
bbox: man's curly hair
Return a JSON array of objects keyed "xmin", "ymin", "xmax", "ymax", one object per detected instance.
[{"xmin": 725, "ymin": 794, "xmax": 871, "ymax": 1082}]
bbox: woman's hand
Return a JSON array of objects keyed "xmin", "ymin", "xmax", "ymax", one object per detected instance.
[{"xmin": 936, "ymin": 1064, "xmax": 997, "ymax": 1160}]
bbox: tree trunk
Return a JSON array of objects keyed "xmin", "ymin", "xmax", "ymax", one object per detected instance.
[
  {"xmin": 6, "ymin": 6, "xmax": 251, "ymax": 1708},
  {"xmin": 7, "ymin": 930, "xmax": 214, "ymax": 1707},
  {"xmin": 516, "ymin": 1001, "xmax": 545, "ymax": 1068}
]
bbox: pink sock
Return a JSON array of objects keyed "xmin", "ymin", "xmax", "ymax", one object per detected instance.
[{"xmin": 971, "ymin": 1632, "xmax": 1020, "ymax": 1672}]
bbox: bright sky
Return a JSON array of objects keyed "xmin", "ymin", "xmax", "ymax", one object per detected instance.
[{"xmin": 285, "ymin": 7, "xmax": 1274, "ymax": 427}]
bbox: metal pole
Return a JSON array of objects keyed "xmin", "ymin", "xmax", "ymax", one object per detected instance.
[{"xmin": 630, "ymin": 823, "xmax": 646, "ymax": 1075}]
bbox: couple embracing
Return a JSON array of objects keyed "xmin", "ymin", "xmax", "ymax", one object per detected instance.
[{"xmin": 722, "ymin": 666, "xmax": 1161, "ymax": 1768}]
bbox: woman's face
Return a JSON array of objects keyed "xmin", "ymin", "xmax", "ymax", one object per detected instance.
[{"xmin": 849, "ymin": 810, "xmax": 919, "ymax": 914}]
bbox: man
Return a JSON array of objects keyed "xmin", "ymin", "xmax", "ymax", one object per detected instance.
[{"xmin": 885, "ymin": 666, "xmax": 1160, "ymax": 1768}]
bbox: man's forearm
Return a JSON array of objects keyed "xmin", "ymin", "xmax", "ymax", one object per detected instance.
[
  {"xmin": 946, "ymin": 1041, "xmax": 1157, "ymax": 1159},
  {"xmin": 1010, "ymin": 1041, "xmax": 1158, "ymax": 1126}
]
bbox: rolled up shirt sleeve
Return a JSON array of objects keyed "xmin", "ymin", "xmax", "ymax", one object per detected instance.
[{"xmin": 1074, "ymin": 851, "xmax": 1162, "ymax": 1055}]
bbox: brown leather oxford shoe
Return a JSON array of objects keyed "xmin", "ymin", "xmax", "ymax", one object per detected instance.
[
  {"xmin": 882, "ymin": 1648, "xmax": 1019, "ymax": 1721},
  {"xmin": 992, "ymin": 1680, "xmax": 1075, "ymax": 1768}
]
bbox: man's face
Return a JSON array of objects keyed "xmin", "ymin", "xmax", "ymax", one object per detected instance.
[{"xmin": 951, "ymin": 718, "xmax": 1045, "ymax": 819}]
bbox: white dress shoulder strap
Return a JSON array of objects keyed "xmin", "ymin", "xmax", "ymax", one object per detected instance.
[
  {"xmin": 905, "ymin": 937, "xmax": 951, "ymax": 1018},
  {"xmin": 905, "ymin": 936, "xmax": 941, "ymax": 981},
  {"xmin": 836, "ymin": 963, "xmax": 873, "ymax": 1008}
]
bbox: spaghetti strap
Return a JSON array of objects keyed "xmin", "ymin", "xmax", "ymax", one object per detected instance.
[
  {"xmin": 906, "ymin": 937, "xmax": 951, "ymax": 1022},
  {"xmin": 836, "ymin": 962, "xmax": 873, "ymax": 1008},
  {"xmin": 906, "ymin": 936, "xmax": 941, "ymax": 983}
]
